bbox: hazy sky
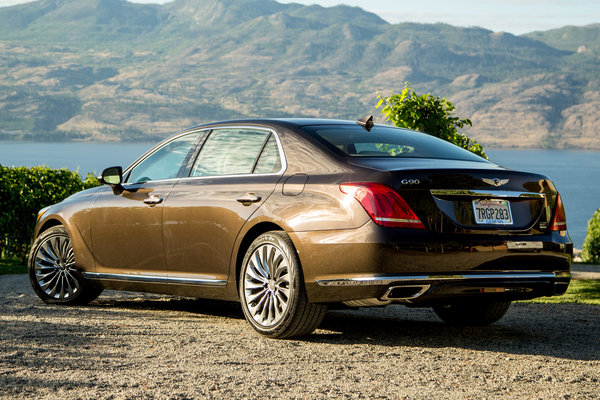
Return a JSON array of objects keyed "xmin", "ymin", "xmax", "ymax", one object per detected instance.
[{"xmin": 0, "ymin": 0, "xmax": 598, "ymax": 34}]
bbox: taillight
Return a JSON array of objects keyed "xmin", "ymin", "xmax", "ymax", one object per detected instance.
[
  {"xmin": 550, "ymin": 193, "xmax": 567, "ymax": 231},
  {"xmin": 340, "ymin": 182, "xmax": 425, "ymax": 229}
]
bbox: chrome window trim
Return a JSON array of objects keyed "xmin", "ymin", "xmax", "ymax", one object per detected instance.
[
  {"xmin": 81, "ymin": 272, "xmax": 227, "ymax": 287},
  {"xmin": 122, "ymin": 126, "xmax": 287, "ymax": 183},
  {"xmin": 431, "ymin": 189, "xmax": 545, "ymax": 199},
  {"xmin": 315, "ymin": 271, "xmax": 568, "ymax": 287}
]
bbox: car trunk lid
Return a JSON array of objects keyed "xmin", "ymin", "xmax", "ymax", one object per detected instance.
[{"xmin": 350, "ymin": 157, "xmax": 558, "ymax": 234}]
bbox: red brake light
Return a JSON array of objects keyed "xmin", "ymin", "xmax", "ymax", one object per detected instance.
[
  {"xmin": 551, "ymin": 193, "xmax": 567, "ymax": 231},
  {"xmin": 340, "ymin": 182, "xmax": 425, "ymax": 229}
]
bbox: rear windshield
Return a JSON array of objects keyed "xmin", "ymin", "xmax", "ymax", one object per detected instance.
[{"xmin": 301, "ymin": 124, "xmax": 488, "ymax": 162}]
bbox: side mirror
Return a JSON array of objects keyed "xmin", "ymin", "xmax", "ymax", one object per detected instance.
[{"xmin": 99, "ymin": 166, "xmax": 123, "ymax": 186}]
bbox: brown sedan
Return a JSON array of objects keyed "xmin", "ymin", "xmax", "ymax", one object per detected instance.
[{"xmin": 28, "ymin": 118, "xmax": 572, "ymax": 338}]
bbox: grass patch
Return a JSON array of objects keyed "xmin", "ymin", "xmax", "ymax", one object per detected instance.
[
  {"xmin": 0, "ymin": 258, "xmax": 27, "ymax": 275},
  {"xmin": 521, "ymin": 280, "xmax": 600, "ymax": 305}
]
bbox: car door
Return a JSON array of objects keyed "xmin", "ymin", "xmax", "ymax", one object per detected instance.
[
  {"xmin": 163, "ymin": 127, "xmax": 285, "ymax": 287},
  {"xmin": 91, "ymin": 131, "xmax": 202, "ymax": 278}
]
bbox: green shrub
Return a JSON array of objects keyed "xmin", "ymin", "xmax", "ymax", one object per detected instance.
[
  {"xmin": 376, "ymin": 82, "xmax": 487, "ymax": 159},
  {"xmin": 582, "ymin": 209, "xmax": 600, "ymax": 264},
  {"xmin": 0, "ymin": 165, "xmax": 100, "ymax": 261}
]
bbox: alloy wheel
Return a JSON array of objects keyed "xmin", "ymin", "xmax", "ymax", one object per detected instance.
[
  {"xmin": 243, "ymin": 243, "xmax": 291, "ymax": 327},
  {"xmin": 33, "ymin": 233, "xmax": 80, "ymax": 300}
]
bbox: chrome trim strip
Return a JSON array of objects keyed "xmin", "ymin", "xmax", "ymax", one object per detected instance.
[
  {"xmin": 430, "ymin": 189, "xmax": 545, "ymax": 199},
  {"xmin": 315, "ymin": 271, "xmax": 567, "ymax": 287},
  {"xmin": 81, "ymin": 272, "xmax": 227, "ymax": 287},
  {"xmin": 168, "ymin": 277, "xmax": 228, "ymax": 286}
]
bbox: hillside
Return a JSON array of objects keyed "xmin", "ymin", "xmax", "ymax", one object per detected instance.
[{"xmin": 0, "ymin": 0, "xmax": 598, "ymax": 148}]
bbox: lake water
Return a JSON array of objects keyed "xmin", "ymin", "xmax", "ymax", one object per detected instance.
[{"xmin": 1, "ymin": 142, "xmax": 598, "ymax": 249}]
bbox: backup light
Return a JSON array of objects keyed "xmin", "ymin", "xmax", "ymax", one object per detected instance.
[{"xmin": 340, "ymin": 182, "xmax": 425, "ymax": 229}]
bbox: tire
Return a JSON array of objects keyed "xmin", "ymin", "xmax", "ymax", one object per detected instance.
[
  {"xmin": 239, "ymin": 231, "xmax": 327, "ymax": 338},
  {"xmin": 28, "ymin": 226, "xmax": 103, "ymax": 305},
  {"xmin": 433, "ymin": 300, "xmax": 511, "ymax": 326}
]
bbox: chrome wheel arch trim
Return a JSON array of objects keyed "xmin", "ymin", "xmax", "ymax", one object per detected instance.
[
  {"xmin": 315, "ymin": 271, "xmax": 570, "ymax": 287},
  {"xmin": 81, "ymin": 272, "xmax": 227, "ymax": 286}
]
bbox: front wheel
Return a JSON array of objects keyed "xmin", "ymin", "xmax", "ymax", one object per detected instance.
[
  {"xmin": 433, "ymin": 300, "xmax": 511, "ymax": 326},
  {"xmin": 239, "ymin": 231, "xmax": 327, "ymax": 338},
  {"xmin": 28, "ymin": 226, "xmax": 103, "ymax": 305}
]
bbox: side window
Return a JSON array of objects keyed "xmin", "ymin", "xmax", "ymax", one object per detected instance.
[
  {"xmin": 191, "ymin": 128, "xmax": 279, "ymax": 177},
  {"xmin": 127, "ymin": 133, "xmax": 199, "ymax": 183},
  {"xmin": 254, "ymin": 135, "xmax": 282, "ymax": 174}
]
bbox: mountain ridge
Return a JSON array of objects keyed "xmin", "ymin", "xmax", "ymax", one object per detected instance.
[{"xmin": 0, "ymin": 0, "xmax": 598, "ymax": 148}]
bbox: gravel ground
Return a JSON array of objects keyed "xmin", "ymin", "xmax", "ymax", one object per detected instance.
[{"xmin": 1, "ymin": 274, "xmax": 599, "ymax": 400}]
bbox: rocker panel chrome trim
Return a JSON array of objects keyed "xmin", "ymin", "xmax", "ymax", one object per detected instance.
[{"xmin": 81, "ymin": 272, "xmax": 227, "ymax": 286}]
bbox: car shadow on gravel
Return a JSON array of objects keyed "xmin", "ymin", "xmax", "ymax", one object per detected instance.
[
  {"xmin": 91, "ymin": 296, "xmax": 245, "ymax": 320},
  {"xmin": 87, "ymin": 296, "xmax": 599, "ymax": 362},
  {"xmin": 309, "ymin": 305, "xmax": 600, "ymax": 362}
]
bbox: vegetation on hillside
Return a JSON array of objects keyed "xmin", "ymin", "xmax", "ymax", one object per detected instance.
[
  {"xmin": 0, "ymin": 0, "xmax": 599, "ymax": 148},
  {"xmin": 377, "ymin": 83, "xmax": 486, "ymax": 158}
]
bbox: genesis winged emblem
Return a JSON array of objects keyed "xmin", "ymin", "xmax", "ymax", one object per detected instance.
[{"xmin": 482, "ymin": 177, "xmax": 509, "ymax": 187}]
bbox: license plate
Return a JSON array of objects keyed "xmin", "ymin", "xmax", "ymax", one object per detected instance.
[{"xmin": 472, "ymin": 199, "xmax": 513, "ymax": 225}]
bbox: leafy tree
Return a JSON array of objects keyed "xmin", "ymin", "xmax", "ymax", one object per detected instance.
[
  {"xmin": 376, "ymin": 82, "xmax": 487, "ymax": 158},
  {"xmin": 582, "ymin": 209, "xmax": 600, "ymax": 264}
]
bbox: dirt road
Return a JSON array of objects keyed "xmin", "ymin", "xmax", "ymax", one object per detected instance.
[{"xmin": 1, "ymin": 274, "xmax": 599, "ymax": 399}]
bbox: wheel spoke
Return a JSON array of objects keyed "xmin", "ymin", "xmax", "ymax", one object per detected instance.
[
  {"xmin": 253, "ymin": 252, "xmax": 269, "ymax": 280},
  {"xmin": 247, "ymin": 288, "xmax": 268, "ymax": 304},
  {"xmin": 35, "ymin": 250, "xmax": 56, "ymax": 266},
  {"xmin": 40, "ymin": 271, "xmax": 60, "ymax": 290},
  {"xmin": 275, "ymin": 272, "xmax": 289, "ymax": 286},
  {"xmin": 247, "ymin": 261, "xmax": 268, "ymax": 284}
]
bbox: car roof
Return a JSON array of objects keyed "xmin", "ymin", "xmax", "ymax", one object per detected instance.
[{"xmin": 183, "ymin": 118, "xmax": 363, "ymax": 132}]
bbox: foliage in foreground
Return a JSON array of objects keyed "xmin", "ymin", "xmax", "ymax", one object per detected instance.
[
  {"xmin": 522, "ymin": 279, "xmax": 600, "ymax": 305},
  {"xmin": 582, "ymin": 209, "xmax": 600, "ymax": 264},
  {"xmin": 0, "ymin": 258, "xmax": 27, "ymax": 275},
  {"xmin": 0, "ymin": 165, "xmax": 100, "ymax": 261},
  {"xmin": 376, "ymin": 83, "xmax": 487, "ymax": 159}
]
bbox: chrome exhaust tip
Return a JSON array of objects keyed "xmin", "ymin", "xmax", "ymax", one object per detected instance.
[{"xmin": 381, "ymin": 284, "xmax": 431, "ymax": 301}]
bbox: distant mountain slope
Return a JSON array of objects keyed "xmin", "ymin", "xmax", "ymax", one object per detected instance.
[
  {"xmin": 0, "ymin": 0, "xmax": 598, "ymax": 148},
  {"xmin": 525, "ymin": 24, "xmax": 600, "ymax": 53}
]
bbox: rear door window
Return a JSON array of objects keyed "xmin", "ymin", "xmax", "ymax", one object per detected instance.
[{"xmin": 190, "ymin": 128, "xmax": 282, "ymax": 177}]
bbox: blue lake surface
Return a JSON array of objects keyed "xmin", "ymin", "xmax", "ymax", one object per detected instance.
[{"xmin": 1, "ymin": 142, "xmax": 598, "ymax": 248}]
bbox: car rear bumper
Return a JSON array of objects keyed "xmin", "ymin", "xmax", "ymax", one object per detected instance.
[
  {"xmin": 314, "ymin": 270, "xmax": 570, "ymax": 306},
  {"xmin": 289, "ymin": 221, "xmax": 572, "ymax": 304}
]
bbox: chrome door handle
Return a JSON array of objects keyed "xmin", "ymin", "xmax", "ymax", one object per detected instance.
[
  {"xmin": 143, "ymin": 195, "xmax": 163, "ymax": 205},
  {"xmin": 236, "ymin": 193, "xmax": 262, "ymax": 206}
]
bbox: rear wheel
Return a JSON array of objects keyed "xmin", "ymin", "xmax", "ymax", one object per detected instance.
[
  {"xmin": 433, "ymin": 300, "xmax": 511, "ymax": 326},
  {"xmin": 239, "ymin": 231, "xmax": 327, "ymax": 338},
  {"xmin": 28, "ymin": 226, "xmax": 103, "ymax": 305}
]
